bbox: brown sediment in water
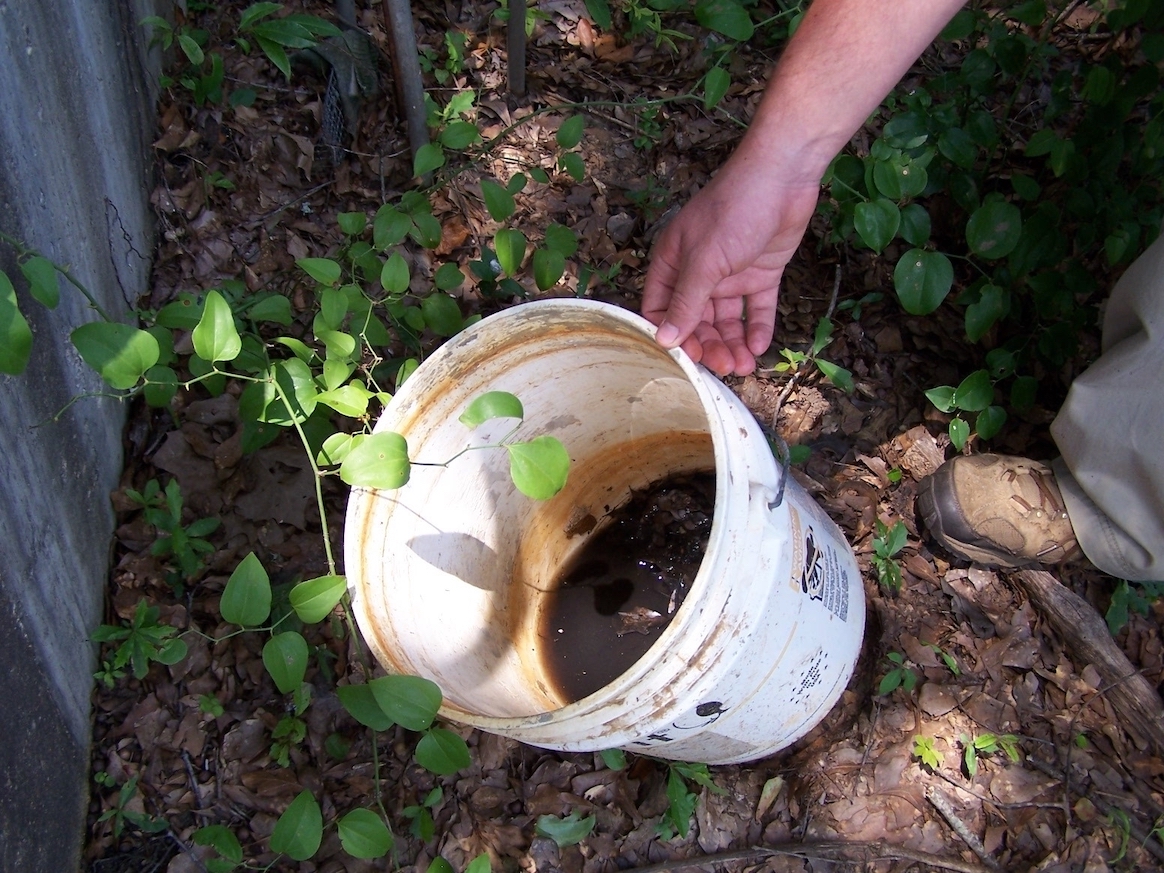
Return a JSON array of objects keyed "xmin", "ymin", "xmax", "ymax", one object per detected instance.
[{"xmin": 537, "ymin": 471, "xmax": 715, "ymax": 703}]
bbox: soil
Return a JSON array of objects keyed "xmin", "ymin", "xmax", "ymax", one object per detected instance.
[
  {"xmin": 540, "ymin": 471, "xmax": 714, "ymax": 703},
  {"xmin": 84, "ymin": 3, "xmax": 1164, "ymax": 872}
]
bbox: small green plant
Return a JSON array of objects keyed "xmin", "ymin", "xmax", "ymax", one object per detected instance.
[
  {"xmin": 96, "ymin": 774, "xmax": 169, "ymax": 839},
  {"xmin": 235, "ymin": 3, "xmax": 341, "ymax": 81},
  {"xmin": 626, "ymin": 174, "xmax": 670, "ymax": 222},
  {"xmin": 657, "ymin": 761, "xmax": 723, "ymax": 840},
  {"xmin": 960, "ymin": 731, "xmax": 1021, "ymax": 777},
  {"xmin": 835, "ymin": 291, "xmax": 883, "ymax": 321},
  {"xmin": 927, "ymin": 643, "xmax": 961, "ymax": 676},
  {"xmin": 536, "ymin": 811, "xmax": 598, "ymax": 848},
  {"xmin": 192, "ymin": 824, "xmax": 245, "ymax": 873},
  {"xmin": 878, "ymin": 651, "xmax": 918, "ymax": 695},
  {"xmin": 600, "ymin": 748, "xmax": 628, "ymax": 770},
  {"xmin": 92, "ymin": 600, "xmax": 189, "ymax": 688},
  {"xmin": 419, "ymin": 29, "xmax": 469, "ymax": 85},
  {"xmin": 270, "ymin": 683, "xmax": 312, "ymax": 767},
  {"xmin": 631, "ymin": 99, "xmax": 664, "ymax": 149},
  {"xmin": 140, "ymin": 15, "xmax": 225, "ymax": 105},
  {"xmin": 402, "ymin": 786, "xmax": 442, "ymax": 842},
  {"xmin": 1105, "ymin": 579, "xmax": 1164, "ymax": 635},
  {"xmin": 871, "ymin": 519, "xmax": 907, "ymax": 592},
  {"xmin": 820, "ymin": 2, "xmax": 1164, "ymax": 449},
  {"xmin": 764, "ymin": 316, "xmax": 854, "ymax": 393},
  {"xmin": 1107, "ymin": 807, "xmax": 1132, "ymax": 863},
  {"xmin": 912, "ymin": 734, "xmax": 941, "ymax": 770},
  {"xmin": 143, "ymin": 4, "xmax": 340, "ymax": 105},
  {"xmin": 125, "ymin": 478, "xmax": 220, "ymax": 587}
]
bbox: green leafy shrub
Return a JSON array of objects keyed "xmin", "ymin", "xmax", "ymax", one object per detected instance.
[{"xmin": 821, "ymin": 2, "xmax": 1164, "ymax": 446}]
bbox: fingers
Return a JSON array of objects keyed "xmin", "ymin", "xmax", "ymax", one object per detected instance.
[
  {"xmin": 641, "ymin": 241, "xmax": 680, "ymax": 328},
  {"xmin": 644, "ymin": 220, "xmax": 725, "ymax": 349},
  {"xmin": 743, "ymin": 288, "xmax": 779, "ymax": 358}
]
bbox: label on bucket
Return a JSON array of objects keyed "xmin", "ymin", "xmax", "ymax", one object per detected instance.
[{"xmin": 787, "ymin": 506, "xmax": 851, "ymax": 621}]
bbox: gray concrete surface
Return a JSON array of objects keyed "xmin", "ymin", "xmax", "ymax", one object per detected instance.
[{"xmin": 0, "ymin": 1, "xmax": 161, "ymax": 869}]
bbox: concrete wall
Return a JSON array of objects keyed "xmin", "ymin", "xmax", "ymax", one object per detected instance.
[{"xmin": 0, "ymin": 2, "xmax": 161, "ymax": 870}]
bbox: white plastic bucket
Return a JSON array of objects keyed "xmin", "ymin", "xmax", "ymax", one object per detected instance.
[{"xmin": 345, "ymin": 300, "xmax": 864, "ymax": 764}]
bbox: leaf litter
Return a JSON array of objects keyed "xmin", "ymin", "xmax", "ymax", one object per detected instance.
[{"xmin": 87, "ymin": 2, "xmax": 1164, "ymax": 871}]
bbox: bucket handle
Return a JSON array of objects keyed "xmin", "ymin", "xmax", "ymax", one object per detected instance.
[{"xmin": 760, "ymin": 424, "xmax": 792, "ymax": 510}]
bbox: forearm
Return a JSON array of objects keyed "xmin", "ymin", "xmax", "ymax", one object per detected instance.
[{"xmin": 734, "ymin": 0, "xmax": 965, "ymax": 183}]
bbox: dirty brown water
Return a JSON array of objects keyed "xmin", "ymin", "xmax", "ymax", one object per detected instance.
[{"xmin": 538, "ymin": 472, "xmax": 716, "ymax": 702}]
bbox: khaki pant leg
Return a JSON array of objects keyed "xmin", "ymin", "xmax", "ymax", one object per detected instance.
[{"xmin": 1050, "ymin": 233, "xmax": 1164, "ymax": 581}]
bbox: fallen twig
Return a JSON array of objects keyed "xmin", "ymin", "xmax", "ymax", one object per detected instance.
[
  {"xmin": 626, "ymin": 839, "xmax": 1000, "ymax": 873},
  {"xmin": 1014, "ymin": 569, "xmax": 1164, "ymax": 753},
  {"xmin": 926, "ymin": 786, "xmax": 1004, "ymax": 872}
]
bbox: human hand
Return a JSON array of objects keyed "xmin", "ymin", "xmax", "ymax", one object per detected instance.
[{"xmin": 641, "ymin": 155, "xmax": 821, "ymax": 376}]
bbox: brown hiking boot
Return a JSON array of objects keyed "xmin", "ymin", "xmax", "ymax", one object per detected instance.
[{"xmin": 917, "ymin": 454, "xmax": 1083, "ymax": 568}]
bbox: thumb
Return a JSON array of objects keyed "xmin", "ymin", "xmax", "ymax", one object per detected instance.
[{"xmin": 654, "ymin": 259, "xmax": 719, "ymax": 349}]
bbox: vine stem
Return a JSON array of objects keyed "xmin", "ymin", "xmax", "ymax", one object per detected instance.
[
  {"xmin": 0, "ymin": 229, "xmax": 114, "ymax": 322},
  {"xmin": 269, "ymin": 376, "xmax": 337, "ymax": 576}
]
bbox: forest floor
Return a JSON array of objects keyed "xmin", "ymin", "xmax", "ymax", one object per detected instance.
[{"xmin": 86, "ymin": 2, "xmax": 1164, "ymax": 871}]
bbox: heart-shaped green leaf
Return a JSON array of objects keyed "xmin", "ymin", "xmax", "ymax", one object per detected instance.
[
  {"xmin": 952, "ymin": 368, "xmax": 993, "ymax": 412},
  {"xmin": 415, "ymin": 728, "xmax": 471, "ymax": 775},
  {"xmin": 533, "ymin": 249, "xmax": 565, "ymax": 291},
  {"xmin": 507, "ymin": 436, "xmax": 570, "ymax": 499},
  {"xmin": 434, "ymin": 262, "xmax": 465, "ymax": 291},
  {"xmin": 535, "ymin": 812, "xmax": 596, "ymax": 848},
  {"xmin": 703, "ymin": 65, "xmax": 730, "ymax": 109},
  {"xmin": 494, "ymin": 228, "xmax": 527, "ymax": 277},
  {"xmin": 924, "ymin": 385, "xmax": 956, "ymax": 414},
  {"xmin": 289, "ymin": 575, "xmax": 347, "ymax": 624},
  {"xmin": 898, "ymin": 203, "xmax": 932, "ymax": 247},
  {"xmin": 854, "ymin": 198, "xmax": 900, "ymax": 254},
  {"xmin": 270, "ymin": 791, "xmax": 322, "ymax": 861},
  {"xmin": 1, "ymin": 271, "xmax": 33, "ymax": 375},
  {"xmin": 71, "ymin": 322, "xmax": 160, "ymax": 390},
  {"xmin": 20, "ymin": 256, "xmax": 60, "ymax": 308},
  {"xmin": 263, "ymin": 631, "xmax": 308, "ymax": 694},
  {"xmin": 220, "ymin": 552, "xmax": 271, "ymax": 627},
  {"xmin": 337, "ymin": 211, "xmax": 367, "ymax": 236},
  {"xmin": 966, "ymin": 200, "xmax": 1022, "ymax": 260},
  {"xmin": 480, "ymin": 178, "xmax": 515, "ymax": 222},
  {"xmin": 893, "ymin": 249, "xmax": 953, "ymax": 315},
  {"xmin": 459, "ymin": 391, "xmax": 524, "ymax": 428},
  {"xmin": 440, "ymin": 121, "xmax": 481, "ymax": 150},
  {"xmin": 246, "ymin": 293, "xmax": 292, "ymax": 324},
  {"xmin": 421, "ymin": 293, "xmax": 463, "ymax": 337},
  {"xmin": 193, "ymin": 825, "xmax": 243, "ymax": 864},
  {"xmin": 193, "ymin": 289, "xmax": 242, "ymax": 363},
  {"xmin": 340, "ymin": 431, "xmax": 410, "ymax": 489},
  {"xmin": 694, "ymin": 0, "xmax": 754, "ymax": 40},
  {"xmin": 374, "ymin": 206, "xmax": 411, "ymax": 249},
  {"xmin": 949, "ymin": 417, "xmax": 970, "ymax": 452},
  {"xmin": 338, "ymin": 809, "xmax": 393, "ymax": 859},
  {"xmin": 297, "ymin": 257, "xmax": 341, "ymax": 286},
  {"xmin": 556, "ymin": 115, "xmax": 585, "ymax": 149},
  {"xmin": 370, "ymin": 674, "xmax": 442, "ymax": 731},
  {"xmin": 413, "ymin": 142, "xmax": 445, "ymax": 177},
  {"xmin": 338, "ymin": 683, "xmax": 395, "ymax": 730},
  {"xmin": 381, "ymin": 252, "xmax": 410, "ymax": 295},
  {"xmin": 544, "ymin": 223, "xmax": 578, "ymax": 257},
  {"xmin": 975, "ymin": 405, "xmax": 1007, "ymax": 441},
  {"xmin": 315, "ymin": 384, "xmax": 372, "ymax": 417},
  {"xmin": 965, "ymin": 284, "xmax": 1009, "ymax": 342}
]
